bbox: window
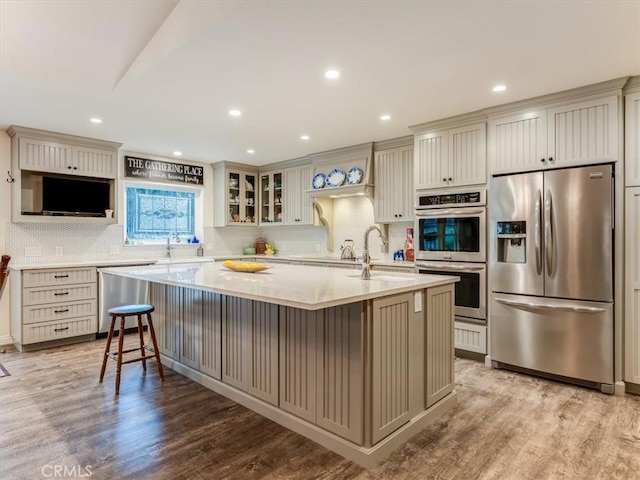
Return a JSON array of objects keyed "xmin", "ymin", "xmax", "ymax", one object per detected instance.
[{"xmin": 125, "ymin": 184, "xmax": 201, "ymax": 244}]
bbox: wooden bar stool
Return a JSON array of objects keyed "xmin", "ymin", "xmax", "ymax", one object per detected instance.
[{"xmin": 99, "ymin": 304, "xmax": 165, "ymax": 394}]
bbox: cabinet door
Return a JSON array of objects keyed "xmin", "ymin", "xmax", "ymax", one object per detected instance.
[
  {"xmin": 247, "ymin": 302, "xmax": 279, "ymax": 405},
  {"xmin": 374, "ymin": 146, "xmax": 413, "ymax": 223},
  {"xmin": 298, "ymin": 165, "xmax": 315, "ymax": 224},
  {"xmin": 488, "ymin": 110, "xmax": 547, "ymax": 174},
  {"xmin": 180, "ymin": 288, "xmax": 203, "ymax": 370},
  {"xmin": 222, "ymin": 298, "xmax": 279, "ymax": 404},
  {"xmin": 625, "ymin": 92, "xmax": 640, "ymax": 187},
  {"xmin": 227, "ymin": 171, "xmax": 257, "ymax": 225},
  {"xmin": 200, "ymin": 291, "xmax": 222, "ymax": 379},
  {"xmin": 284, "ymin": 165, "xmax": 315, "ymax": 225},
  {"xmin": 414, "ymin": 131, "xmax": 449, "ymax": 190},
  {"xmin": 72, "ymin": 146, "xmax": 117, "ymax": 179},
  {"xmin": 260, "ymin": 171, "xmax": 283, "ymax": 225},
  {"xmin": 625, "ymin": 187, "xmax": 640, "ymax": 385},
  {"xmin": 374, "ymin": 149, "xmax": 399, "ymax": 222},
  {"xmin": 280, "ymin": 307, "xmax": 318, "ymax": 422},
  {"xmin": 425, "ymin": 284, "xmax": 454, "ymax": 408},
  {"xmin": 370, "ymin": 293, "xmax": 413, "ymax": 444},
  {"xmin": 19, "ymin": 137, "xmax": 73, "ymax": 174},
  {"xmin": 150, "ymin": 283, "xmax": 180, "ymax": 360},
  {"xmin": 316, "ymin": 303, "xmax": 363, "ymax": 444},
  {"xmin": 547, "ymin": 95, "xmax": 619, "ymax": 168},
  {"xmin": 448, "ymin": 123, "xmax": 486, "ymax": 187}
]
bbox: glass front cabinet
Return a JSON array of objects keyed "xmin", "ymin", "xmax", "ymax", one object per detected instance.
[
  {"xmin": 260, "ymin": 171, "xmax": 283, "ymax": 225},
  {"xmin": 213, "ymin": 163, "xmax": 258, "ymax": 226}
]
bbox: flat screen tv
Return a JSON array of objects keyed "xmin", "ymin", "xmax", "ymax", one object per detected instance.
[{"xmin": 42, "ymin": 176, "xmax": 110, "ymax": 216}]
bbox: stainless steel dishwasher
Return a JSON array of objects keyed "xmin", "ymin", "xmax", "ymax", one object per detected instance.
[{"xmin": 98, "ymin": 264, "xmax": 154, "ymax": 334}]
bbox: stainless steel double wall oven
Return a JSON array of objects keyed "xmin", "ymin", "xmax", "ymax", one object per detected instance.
[{"xmin": 414, "ymin": 190, "xmax": 487, "ymax": 325}]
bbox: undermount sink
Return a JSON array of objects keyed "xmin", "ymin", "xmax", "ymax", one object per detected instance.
[{"xmin": 345, "ymin": 273, "xmax": 408, "ymax": 282}]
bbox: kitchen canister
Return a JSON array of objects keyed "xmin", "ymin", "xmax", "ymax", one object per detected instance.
[{"xmin": 255, "ymin": 238, "xmax": 266, "ymax": 255}]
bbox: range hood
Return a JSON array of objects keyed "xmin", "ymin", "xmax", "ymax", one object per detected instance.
[{"xmin": 305, "ymin": 142, "xmax": 373, "ymax": 200}]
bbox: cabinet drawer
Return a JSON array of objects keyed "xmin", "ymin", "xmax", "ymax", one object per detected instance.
[
  {"xmin": 23, "ymin": 283, "xmax": 97, "ymax": 306},
  {"xmin": 23, "ymin": 299, "xmax": 96, "ymax": 325},
  {"xmin": 454, "ymin": 321, "xmax": 487, "ymax": 354},
  {"xmin": 23, "ymin": 316, "xmax": 96, "ymax": 344},
  {"xmin": 23, "ymin": 267, "xmax": 97, "ymax": 287}
]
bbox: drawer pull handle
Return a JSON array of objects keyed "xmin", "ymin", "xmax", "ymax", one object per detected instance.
[
  {"xmin": 54, "ymin": 292, "xmax": 69, "ymax": 296},
  {"xmin": 54, "ymin": 275, "xmax": 69, "ymax": 279},
  {"xmin": 54, "ymin": 327, "xmax": 69, "ymax": 332},
  {"xmin": 54, "ymin": 309, "xmax": 70, "ymax": 314}
]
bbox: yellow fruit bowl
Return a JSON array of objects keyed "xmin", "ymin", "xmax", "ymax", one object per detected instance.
[{"xmin": 222, "ymin": 260, "xmax": 270, "ymax": 273}]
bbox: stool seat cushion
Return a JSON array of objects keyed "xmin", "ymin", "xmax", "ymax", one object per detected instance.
[{"xmin": 108, "ymin": 304, "xmax": 155, "ymax": 316}]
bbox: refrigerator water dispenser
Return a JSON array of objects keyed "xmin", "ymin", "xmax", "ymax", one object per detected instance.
[{"xmin": 496, "ymin": 221, "xmax": 526, "ymax": 263}]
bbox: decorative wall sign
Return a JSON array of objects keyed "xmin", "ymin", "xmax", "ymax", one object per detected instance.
[{"xmin": 125, "ymin": 156, "xmax": 204, "ymax": 185}]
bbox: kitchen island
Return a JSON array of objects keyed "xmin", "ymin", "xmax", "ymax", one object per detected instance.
[{"xmin": 99, "ymin": 262, "xmax": 458, "ymax": 467}]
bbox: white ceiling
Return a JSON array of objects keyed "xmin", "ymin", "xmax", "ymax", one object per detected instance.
[{"xmin": 1, "ymin": 0, "xmax": 639, "ymax": 166}]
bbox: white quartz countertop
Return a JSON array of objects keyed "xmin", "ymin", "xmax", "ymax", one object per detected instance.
[
  {"xmin": 99, "ymin": 262, "xmax": 457, "ymax": 311},
  {"xmin": 10, "ymin": 255, "xmax": 413, "ymax": 270}
]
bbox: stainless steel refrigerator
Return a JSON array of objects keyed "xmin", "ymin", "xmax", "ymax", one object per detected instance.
[{"xmin": 489, "ymin": 164, "xmax": 614, "ymax": 393}]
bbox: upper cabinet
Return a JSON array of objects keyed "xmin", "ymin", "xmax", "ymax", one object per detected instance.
[
  {"xmin": 374, "ymin": 144, "xmax": 413, "ymax": 222},
  {"xmin": 260, "ymin": 170, "xmax": 284, "ymax": 225},
  {"xmin": 488, "ymin": 94, "xmax": 620, "ymax": 175},
  {"xmin": 7, "ymin": 126, "xmax": 121, "ymax": 223},
  {"xmin": 212, "ymin": 162, "xmax": 258, "ymax": 226},
  {"xmin": 413, "ymin": 122, "xmax": 486, "ymax": 190},
  {"xmin": 625, "ymin": 91, "xmax": 640, "ymax": 187},
  {"xmin": 12, "ymin": 128, "xmax": 118, "ymax": 179},
  {"xmin": 283, "ymin": 164, "xmax": 315, "ymax": 225}
]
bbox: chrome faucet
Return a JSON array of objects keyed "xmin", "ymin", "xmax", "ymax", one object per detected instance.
[
  {"xmin": 166, "ymin": 237, "xmax": 171, "ymax": 258},
  {"xmin": 362, "ymin": 226, "xmax": 388, "ymax": 280}
]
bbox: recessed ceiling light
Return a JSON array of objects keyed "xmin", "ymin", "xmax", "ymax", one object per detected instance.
[
  {"xmin": 90, "ymin": 117, "xmax": 102, "ymax": 124},
  {"xmin": 380, "ymin": 114, "xmax": 391, "ymax": 121},
  {"xmin": 247, "ymin": 149, "xmax": 255, "ymax": 154},
  {"xmin": 324, "ymin": 69, "xmax": 340, "ymax": 80},
  {"xmin": 229, "ymin": 109, "xmax": 241, "ymax": 117},
  {"xmin": 492, "ymin": 84, "xmax": 507, "ymax": 92},
  {"xmin": 173, "ymin": 151, "xmax": 182, "ymax": 156},
  {"xmin": 300, "ymin": 135, "xmax": 310, "ymax": 141}
]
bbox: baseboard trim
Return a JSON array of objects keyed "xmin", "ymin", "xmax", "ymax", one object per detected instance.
[
  {"xmin": 161, "ymin": 356, "xmax": 458, "ymax": 468},
  {"xmin": 0, "ymin": 335, "xmax": 13, "ymax": 347}
]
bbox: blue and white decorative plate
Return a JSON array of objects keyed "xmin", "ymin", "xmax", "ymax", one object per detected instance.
[
  {"xmin": 325, "ymin": 169, "xmax": 346, "ymax": 187},
  {"xmin": 312, "ymin": 173, "xmax": 325, "ymax": 189},
  {"xmin": 346, "ymin": 167, "xmax": 363, "ymax": 185}
]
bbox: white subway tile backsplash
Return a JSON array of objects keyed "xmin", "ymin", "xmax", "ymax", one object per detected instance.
[{"xmin": 5, "ymin": 198, "xmax": 415, "ymax": 265}]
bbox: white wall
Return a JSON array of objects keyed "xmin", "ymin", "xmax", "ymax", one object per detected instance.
[
  {"xmin": 0, "ymin": 137, "xmax": 414, "ymax": 346},
  {"xmin": 0, "ymin": 131, "xmax": 12, "ymax": 344}
]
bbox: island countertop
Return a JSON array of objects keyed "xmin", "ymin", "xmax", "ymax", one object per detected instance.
[{"xmin": 99, "ymin": 262, "xmax": 458, "ymax": 311}]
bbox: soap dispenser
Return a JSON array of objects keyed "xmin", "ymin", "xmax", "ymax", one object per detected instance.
[{"xmin": 197, "ymin": 244, "xmax": 204, "ymax": 257}]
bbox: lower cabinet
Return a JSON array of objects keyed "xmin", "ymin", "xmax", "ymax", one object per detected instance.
[
  {"xmin": 11, "ymin": 266, "xmax": 98, "ymax": 350},
  {"xmin": 425, "ymin": 285, "xmax": 455, "ymax": 407},
  {"xmin": 150, "ymin": 283, "xmax": 455, "ymax": 449},
  {"xmin": 150, "ymin": 284, "xmax": 222, "ymax": 380},
  {"xmin": 625, "ymin": 187, "xmax": 640, "ymax": 387},
  {"xmin": 222, "ymin": 298, "xmax": 279, "ymax": 405}
]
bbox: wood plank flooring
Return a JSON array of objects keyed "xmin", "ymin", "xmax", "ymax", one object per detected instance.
[{"xmin": 0, "ymin": 337, "xmax": 638, "ymax": 480}]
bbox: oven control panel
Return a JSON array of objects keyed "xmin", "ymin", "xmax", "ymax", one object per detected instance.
[{"xmin": 417, "ymin": 190, "xmax": 485, "ymax": 208}]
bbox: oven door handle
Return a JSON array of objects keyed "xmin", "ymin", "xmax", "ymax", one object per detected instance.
[
  {"xmin": 419, "ymin": 264, "xmax": 484, "ymax": 271},
  {"xmin": 415, "ymin": 208, "xmax": 485, "ymax": 216}
]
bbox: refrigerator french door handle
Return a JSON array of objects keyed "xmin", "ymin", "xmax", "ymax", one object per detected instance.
[
  {"xmin": 494, "ymin": 297, "xmax": 606, "ymax": 314},
  {"xmin": 535, "ymin": 189, "xmax": 542, "ymax": 275},
  {"xmin": 544, "ymin": 189, "xmax": 553, "ymax": 276}
]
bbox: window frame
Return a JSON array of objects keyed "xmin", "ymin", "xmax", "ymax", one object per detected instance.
[{"xmin": 123, "ymin": 180, "xmax": 204, "ymax": 245}]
